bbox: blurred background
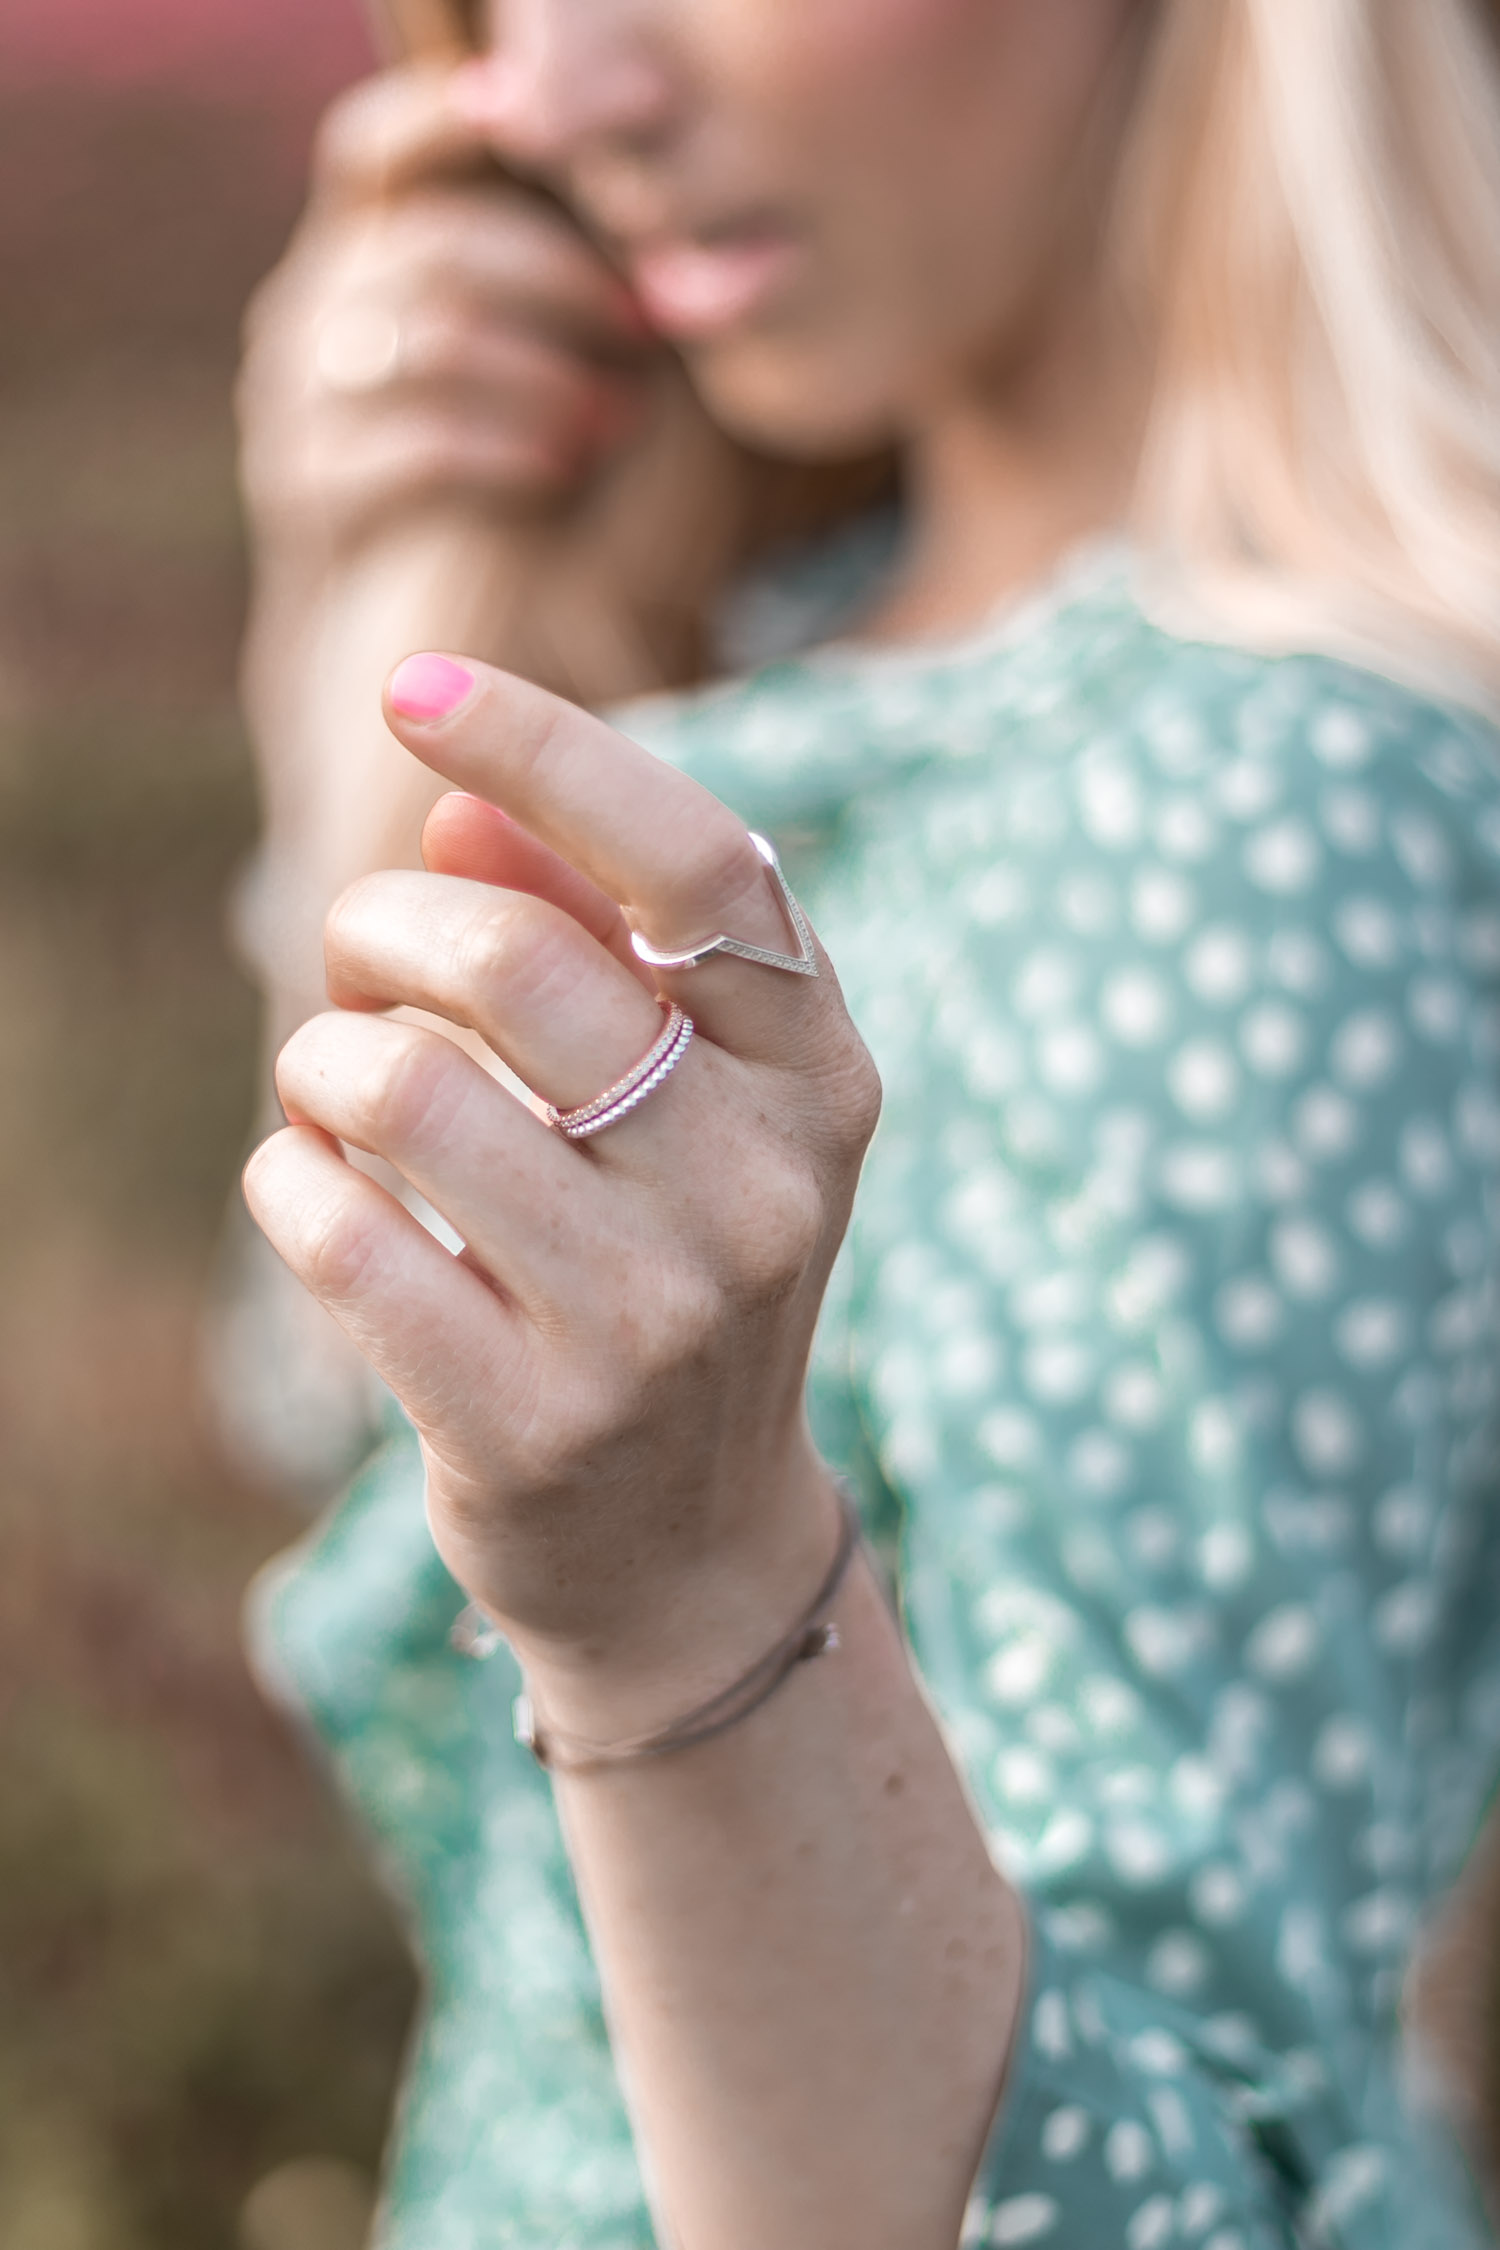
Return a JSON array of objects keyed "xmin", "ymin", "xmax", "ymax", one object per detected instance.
[{"xmin": 0, "ymin": 3, "xmax": 419, "ymax": 2245}]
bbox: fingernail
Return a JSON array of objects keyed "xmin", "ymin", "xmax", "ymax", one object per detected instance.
[{"xmin": 388, "ymin": 654, "xmax": 475, "ymax": 722}]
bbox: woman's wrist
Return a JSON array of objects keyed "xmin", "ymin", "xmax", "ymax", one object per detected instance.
[
  {"xmin": 508, "ymin": 1483, "xmax": 864, "ymax": 1773},
  {"xmin": 496, "ymin": 1449, "xmax": 854, "ymax": 1749}
]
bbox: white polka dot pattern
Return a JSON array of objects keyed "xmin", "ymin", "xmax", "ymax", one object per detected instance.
[{"xmin": 802, "ymin": 580, "xmax": 1500, "ymax": 2248}]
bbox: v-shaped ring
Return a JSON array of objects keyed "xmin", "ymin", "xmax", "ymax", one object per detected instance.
[{"xmin": 630, "ymin": 832, "xmax": 819, "ymax": 977}]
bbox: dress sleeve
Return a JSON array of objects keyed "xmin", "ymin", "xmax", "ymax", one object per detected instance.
[{"xmin": 247, "ymin": 1414, "xmax": 659, "ymax": 2250}]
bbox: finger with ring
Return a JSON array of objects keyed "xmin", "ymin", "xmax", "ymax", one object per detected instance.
[
  {"xmin": 630, "ymin": 833, "xmax": 817, "ymax": 978},
  {"xmin": 382, "ymin": 656, "xmax": 831, "ymax": 1059},
  {"xmin": 323, "ymin": 869, "xmax": 702, "ymax": 1141},
  {"xmin": 545, "ymin": 1002, "xmax": 695, "ymax": 1139},
  {"xmin": 273, "ymin": 1010, "xmax": 609, "ymax": 1308},
  {"xmin": 243, "ymin": 1121, "xmax": 538, "ymax": 1453}
]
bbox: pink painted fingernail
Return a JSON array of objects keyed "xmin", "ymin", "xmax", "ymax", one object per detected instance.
[{"xmin": 389, "ymin": 654, "xmax": 475, "ymax": 723}]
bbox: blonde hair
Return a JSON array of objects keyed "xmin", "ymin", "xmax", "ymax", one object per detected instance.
[{"xmin": 1114, "ymin": 0, "xmax": 1500, "ymax": 712}]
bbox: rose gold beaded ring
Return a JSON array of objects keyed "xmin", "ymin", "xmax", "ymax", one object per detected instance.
[{"xmin": 544, "ymin": 1001, "xmax": 695, "ymax": 1142}]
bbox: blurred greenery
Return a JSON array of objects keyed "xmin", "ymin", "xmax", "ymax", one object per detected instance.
[{"xmin": 0, "ymin": 69, "xmax": 415, "ymax": 2250}]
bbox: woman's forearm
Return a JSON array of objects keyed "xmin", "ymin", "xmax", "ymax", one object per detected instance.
[{"xmin": 527, "ymin": 1494, "xmax": 1026, "ymax": 2250}]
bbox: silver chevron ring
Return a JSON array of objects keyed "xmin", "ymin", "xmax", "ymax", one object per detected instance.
[
  {"xmin": 630, "ymin": 832, "xmax": 819, "ymax": 978},
  {"xmin": 545, "ymin": 1002, "xmax": 695, "ymax": 1140}
]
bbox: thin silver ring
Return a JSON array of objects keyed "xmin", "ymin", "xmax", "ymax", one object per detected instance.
[
  {"xmin": 630, "ymin": 832, "xmax": 818, "ymax": 978},
  {"xmin": 545, "ymin": 1002, "xmax": 694, "ymax": 1140}
]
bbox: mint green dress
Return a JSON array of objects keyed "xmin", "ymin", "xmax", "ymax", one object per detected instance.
[{"xmin": 252, "ymin": 549, "xmax": 1500, "ymax": 2247}]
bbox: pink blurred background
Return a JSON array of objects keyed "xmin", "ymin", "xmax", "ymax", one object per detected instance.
[
  {"xmin": 0, "ymin": 6, "xmax": 423, "ymax": 2246},
  {"xmin": 4, "ymin": 0, "xmax": 366, "ymax": 95}
]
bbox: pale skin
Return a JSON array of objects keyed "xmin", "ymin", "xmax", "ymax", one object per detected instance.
[{"xmin": 239, "ymin": 1, "xmax": 1182, "ymax": 2243}]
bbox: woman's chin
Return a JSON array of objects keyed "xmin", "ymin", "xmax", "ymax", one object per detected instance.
[{"xmin": 683, "ymin": 335, "xmax": 906, "ymax": 464}]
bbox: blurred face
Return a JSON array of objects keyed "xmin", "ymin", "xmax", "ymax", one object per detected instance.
[{"xmin": 478, "ymin": 0, "xmax": 1147, "ymax": 457}]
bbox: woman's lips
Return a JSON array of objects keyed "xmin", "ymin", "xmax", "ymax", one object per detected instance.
[{"xmin": 626, "ymin": 229, "xmax": 801, "ymax": 337}]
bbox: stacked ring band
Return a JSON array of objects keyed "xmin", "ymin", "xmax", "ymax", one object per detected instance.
[{"xmin": 545, "ymin": 1002, "xmax": 695, "ymax": 1140}]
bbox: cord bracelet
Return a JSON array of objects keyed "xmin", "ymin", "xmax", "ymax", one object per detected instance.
[{"xmin": 506, "ymin": 1485, "xmax": 864, "ymax": 1775}]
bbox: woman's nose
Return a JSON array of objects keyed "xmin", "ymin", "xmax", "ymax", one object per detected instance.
[{"xmin": 459, "ymin": 0, "xmax": 679, "ymax": 167}]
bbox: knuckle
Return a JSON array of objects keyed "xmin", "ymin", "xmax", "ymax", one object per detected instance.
[
  {"xmin": 323, "ymin": 872, "xmax": 374, "ymax": 953},
  {"xmin": 387, "ymin": 413, "xmax": 484, "ymax": 494},
  {"xmin": 698, "ymin": 817, "xmax": 765, "ymax": 905},
  {"xmin": 407, "ymin": 321, "xmax": 568, "ymax": 428},
  {"xmin": 505, "ymin": 695, "xmax": 570, "ymax": 793},
  {"xmin": 639, "ymin": 1261, "xmax": 728, "ymax": 1377},
  {"xmin": 365, "ymin": 1030, "xmax": 462, "ymax": 1155},
  {"xmin": 831, "ymin": 1034, "xmax": 883, "ymax": 1154},
  {"xmin": 454, "ymin": 894, "xmax": 571, "ymax": 1015},
  {"xmin": 657, "ymin": 811, "xmax": 764, "ymax": 935},
  {"xmin": 504, "ymin": 1417, "xmax": 599, "ymax": 1509},
  {"xmin": 333, "ymin": 443, "xmax": 457, "ymax": 525},
  {"xmin": 728, "ymin": 1155, "xmax": 826, "ymax": 1301},
  {"xmin": 324, "ymin": 870, "xmax": 402, "ymax": 970},
  {"xmin": 386, "ymin": 195, "xmax": 516, "ymax": 285},
  {"xmin": 398, "ymin": 412, "xmax": 530, "ymax": 494},
  {"xmin": 453, "ymin": 905, "xmax": 517, "ymax": 1009},
  {"xmin": 300, "ymin": 1191, "xmax": 384, "ymax": 1302},
  {"xmin": 403, "ymin": 309, "xmax": 472, "ymax": 384}
]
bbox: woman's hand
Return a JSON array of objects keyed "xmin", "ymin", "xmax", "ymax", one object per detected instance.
[
  {"xmin": 242, "ymin": 655, "xmax": 882, "ymax": 1719},
  {"xmin": 238, "ymin": 64, "xmax": 656, "ymax": 557},
  {"xmin": 242, "ymin": 661, "xmax": 1027, "ymax": 2250},
  {"xmin": 225, "ymin": 61, "xmax": 879, "ymax": 1503}
]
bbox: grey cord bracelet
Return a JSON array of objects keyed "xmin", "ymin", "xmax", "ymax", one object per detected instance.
[{"xmin": 476, "ymin": 1486, "xmax": 864, "ymax": 1776}]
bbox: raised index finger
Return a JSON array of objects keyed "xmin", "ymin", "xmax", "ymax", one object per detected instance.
[{"xmin": 384, "ymin": 653, "xmax": 829, "ymax": 1056}]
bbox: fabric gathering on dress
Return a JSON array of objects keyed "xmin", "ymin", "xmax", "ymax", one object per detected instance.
[{"xmin": 250, "ymin": 546, "xmax": 1500, "ymax": 2247}]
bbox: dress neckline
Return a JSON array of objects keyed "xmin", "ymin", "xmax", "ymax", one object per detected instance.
[{"xmin": 794, "ymin": 532, "xmax": 1133, "ymax": 683}]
